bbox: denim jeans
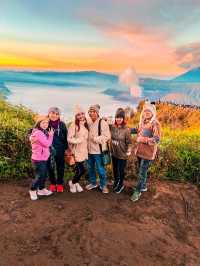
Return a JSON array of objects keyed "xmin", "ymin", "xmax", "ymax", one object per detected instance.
[
  {"xmin": 87, "ymin": 154, "xmax": 107, "ymax": 188},
  {"xmin": 31, "ymin": 161, "xmax": 48, "ymax": 191},
  {"xmin": 136, "ymin": 157, "xmax": 152, "ymax": 191},
  {"xmin": 112, "ymin": 156, "xmax": 127, "ymax": 187}
]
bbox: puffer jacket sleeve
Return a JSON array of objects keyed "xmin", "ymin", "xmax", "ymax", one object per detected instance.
[
  {"xmin": 93, "ymin": 119, "xmax": 111, "ymax": 145},
  {"xmin": 67, "ymin": 123, "xmax": 84, "ymax": 145},
  {"xmin": 125, "ymin": 128, "xmax": 132, "ymax": 152},
  {"xmin": 33, "ymin": 130, "xmax": 53, "ymax": 148}
]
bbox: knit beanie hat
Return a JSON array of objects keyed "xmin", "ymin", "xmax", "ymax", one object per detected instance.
[
  {"xmin": 139, "ymin": 101, "xmax": 157, "ymax": 125},
  {"xmin": 143, "ymin": 102, "xmax": 156, "ymax": 117},
  {"xmin": 48, "ymin": 107, "xmax": 61, "ymax": 115},
  {"xmin": 88, "ymin": 104, "xmax": 100, "ymax": 115},
  {"xmin": 74, "ymin": 105, "xmax": 85, "ymax": 116},
  {"xmin": 115, "ymin": 108, "xmax": 125, "ymax": 119}
]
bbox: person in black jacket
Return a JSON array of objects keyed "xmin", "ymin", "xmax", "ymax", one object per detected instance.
[{"xmin": 47, "ymin": 107, "xmax": 68, "ymax": 192}]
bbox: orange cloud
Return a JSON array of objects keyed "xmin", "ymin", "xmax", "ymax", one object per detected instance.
[
  {"xmin": 0, "ymin": 31, "xmax": 183, "ymax": 76},
  {"xmin": 85, "ymin": 19, "xmax": 183, "ymax": 75},
  {"xmin": 175, "ymin": 42, "xmax": 200, "ymax": 69}
]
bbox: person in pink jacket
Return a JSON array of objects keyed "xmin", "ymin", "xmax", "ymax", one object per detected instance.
[
  {"xmin": 29, "ymin": 115, "xmax": 54, "ymax": 201},
  {"xmin": 68, "ymin": 105, "xmax": 89, "ymax": 193}
]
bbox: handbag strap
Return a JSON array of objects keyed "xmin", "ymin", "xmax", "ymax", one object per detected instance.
[
  {"xmin": 69, "ymin": 124, "xmax": 77, "ymax": 153},
  {"xmin": 98, "ymin": 119, "xmax": 103, "ymax": 154},
  {"xmin": 98, "ymin": 119, "xmax": 109, "ymax": 154},
  {"xmin": 74, "ymin": 124, "xmax": 77, "ymax": 138}
]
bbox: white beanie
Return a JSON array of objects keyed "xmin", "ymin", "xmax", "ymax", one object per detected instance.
[
  {"xmin": 139, "ymin": 101, "xmax": 157, "ymax": 126},
  {"xmin": 143, "ymin": 102, "xmax": 156, "ymax": 116},
  {"xmin": 74, "ymin": 105, "xmax": 85, "ymax": 116}
]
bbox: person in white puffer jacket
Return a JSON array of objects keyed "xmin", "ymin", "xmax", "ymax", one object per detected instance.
[{"xmin": 67, "ymin": 105, "xmax": 89, "ymax": 193}]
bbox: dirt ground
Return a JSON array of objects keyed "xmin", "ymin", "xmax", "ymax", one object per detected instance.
[{"xmin": 0, "ymin": 179, "xmax": 200, "ymax": 266}]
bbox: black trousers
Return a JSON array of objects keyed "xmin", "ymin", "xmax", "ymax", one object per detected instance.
[
  {"xmin": 31, "ymin": 161, "xmax": 48, "ymax": 191},
  {"xmin": 72, "ymin": 161, "xmax": 86, "ymax": 184},
  {"xmin": 112, "ymin": 156, "xmax": 127, "ymax": 187},
  {"xmin": 47, "ymin": 151, "xmax": 65, "ymax": 185}
]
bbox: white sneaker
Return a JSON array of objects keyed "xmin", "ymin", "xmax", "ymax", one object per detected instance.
[
  {"xmin": 69, "ymin": 180, "xmax": 77, "ymax": 193},
  {"xmin": 37, "ymin": 188, "xmax": 53, "ymax": 196},
  {"xmin": 75, "ymin": 183, "xmax": 83, "ymax": 192},
  {"xmin": 85, "ymin": 184, "xmax": 98, "ymax": 190},
  {"xmin": 141, "ymin": 187, "xmax": 148, "ymax": 192},
  {"xmin": 101, "ymin": 186, "xmax": 109, "ymax": 194},
  {"xmin": 29, "ymin": 190, "xmax": 38, "ymax": 201}
]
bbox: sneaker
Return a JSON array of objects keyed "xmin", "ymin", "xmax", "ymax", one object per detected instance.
[
  {"xmin": 141, "ymin": 187, "xmax": 148, "ymax": 192},
  {"xmin": 85, "ymin": 184, "xmax": 98, "ymax": 190},
  {"xmin": 133, "ymin": 186, "xmax": 148, "ymax": 192},
  {"xmin": 115, "ymin": 185, "xmax": 124, "ymax": 194},
  {"xmin": 75, "ymin": 183, "xmax": 83, "ymax": 192},
  {"xmin": 37, "ymin": 188, "xmax": 53, "ymax": 196},
  {"xmin": 29, "ymin": 190, "xmax": 38, "ymax": 201},
  {"xmin": 69, "ymin": 180, "xmax": 77, "ymax": 193},
  {"xmin": 49, "ymin": 184, "xmax": 57, "ymax": 192},
  {"xmin": 130, "ymin": 190, "xmax": 141, "ymax": 202},
  {"xmin": 113, "ymin": 179, "xmax": 120, "ymax": 191},
  {"xmin": 101, "ymin": 186, "xmax": 109, "ymax": 194},
  {"xmin": 57, "ymin": 184, "xmax": 64, "ymax": 193}
]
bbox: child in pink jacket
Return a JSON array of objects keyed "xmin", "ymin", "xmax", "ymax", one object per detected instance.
[{"xmin": 29, "ymin": 115, "xmax": 54, "ymax": 200}]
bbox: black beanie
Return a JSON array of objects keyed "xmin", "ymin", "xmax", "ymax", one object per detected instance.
[{"xmin": 115, "ymin": 108, "xmax": 125, "ymax": 119}]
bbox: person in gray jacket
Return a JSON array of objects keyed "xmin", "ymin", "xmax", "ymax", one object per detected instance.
[{"xmin": 110, "ymin": 108, "xmax": 132, "ymax": 193}]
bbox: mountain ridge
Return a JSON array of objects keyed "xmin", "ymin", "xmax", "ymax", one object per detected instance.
[{"xmin": 1, "ymin": 67, "xmax": 200, "ymax": 105}]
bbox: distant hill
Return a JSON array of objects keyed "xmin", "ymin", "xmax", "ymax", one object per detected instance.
[
  {"xmin": 0, "ymin": 69, "xmax": 200, "ymax": 105},
  {"xmin": 173, "ymin": 67, "xmax": 200, "ymax": 82},
  {"xmin": 0, "ymin": 70, "xmax": 117, "ymax": 88},
  {"xmin": 0, "ymin": 81, "xmax": 11, "ymax": 97}
]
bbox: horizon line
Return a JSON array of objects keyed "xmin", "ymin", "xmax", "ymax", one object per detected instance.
[{"xmin": 0, "ymin": 67, "xmax": 179, "ymax": 80}]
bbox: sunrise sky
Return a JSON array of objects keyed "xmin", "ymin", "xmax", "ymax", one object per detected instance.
[{"xmin": 1, "ymin": 0, "xmax": 200, "ymax": 77}]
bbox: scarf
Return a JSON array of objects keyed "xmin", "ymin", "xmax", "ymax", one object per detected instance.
[{"xmin": 49, "ymin": 119, "xmax": 60, "ymax": 130}]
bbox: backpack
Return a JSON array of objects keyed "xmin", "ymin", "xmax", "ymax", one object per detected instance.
[{"xmin": 98, "ymin": 119, "xmax": 111, "ymax": 166}]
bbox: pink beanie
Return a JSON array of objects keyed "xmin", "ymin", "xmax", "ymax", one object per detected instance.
[{"xmin": 74, "ymin": 105, "xmax": 85, "ymax": 116}]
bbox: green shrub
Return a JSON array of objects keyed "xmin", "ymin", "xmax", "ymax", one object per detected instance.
[
  {"xmin": 0, "ymin": 98, "xmax": 200, "ymax": 185},
  {"xmin": 0, "ymin": 99, "xmax": 34, "ymax": 180},
  {"xmin": 150, "ymin": 129, "xmax": 200, "ymax": 183}
]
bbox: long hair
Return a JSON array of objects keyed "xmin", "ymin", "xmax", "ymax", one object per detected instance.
[
  {"xmin": 75, "ymin": 117, "xmax": 89, "ymax": 131},
  {"xmin": 114, "ymin": 118, "xmax": 126, "ymax": 127}
]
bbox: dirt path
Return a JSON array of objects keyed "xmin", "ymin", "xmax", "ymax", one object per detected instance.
[{"xmin": 0, "ymin": 180, "xmax": 200, "ymax": 266}]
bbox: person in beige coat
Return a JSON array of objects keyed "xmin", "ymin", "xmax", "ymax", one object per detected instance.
[
  {"xmin": 68, "ymin": 105, "xmax": 89, "ymax": 193},
  {"xmin": 86, "ymin": 104, "xmax": 111, "ymax": 194}
]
